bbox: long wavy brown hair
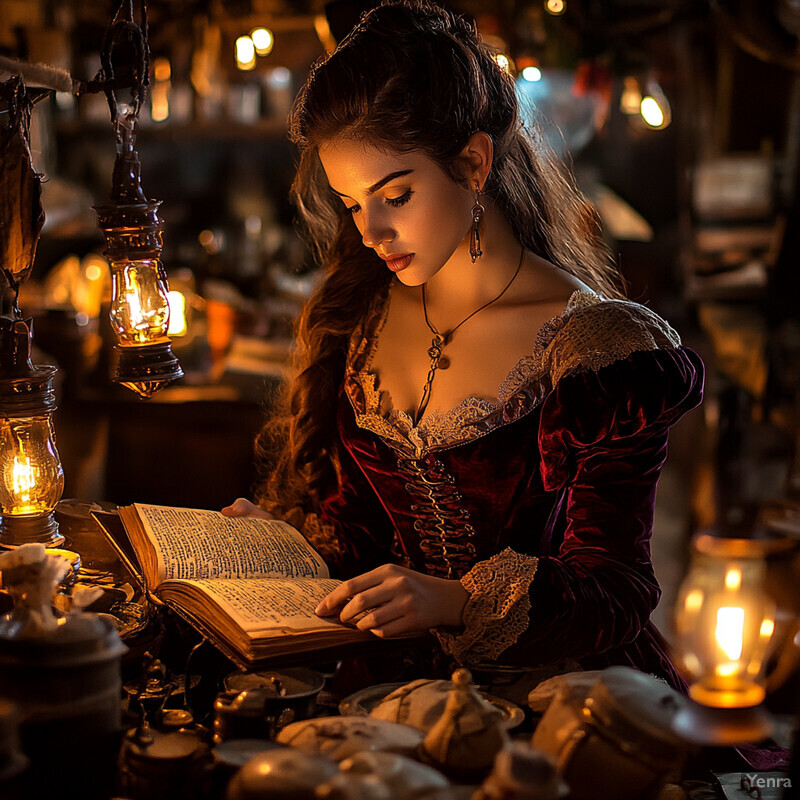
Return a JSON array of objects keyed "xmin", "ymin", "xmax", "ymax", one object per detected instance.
[{"xmin": 254, "ymin": 0, "xmax": 624, "ymax": 519}]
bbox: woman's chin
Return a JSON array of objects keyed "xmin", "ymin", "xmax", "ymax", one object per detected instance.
[{"xmin": 388, "ymin": 263, "xmax": 428, "ymax": 287}]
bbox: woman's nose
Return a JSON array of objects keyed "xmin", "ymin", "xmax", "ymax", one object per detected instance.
[{"xmin": 360, "ymin": 212, "xmax": 395, "ymax": 249}]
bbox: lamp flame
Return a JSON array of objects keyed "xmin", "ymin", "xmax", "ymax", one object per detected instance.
[
  {"xmin": 11, "ymin": 455, "xmax": 35, "ymax": 510},
  {"xmin": 716, "ymin": 606, "xmax": 745, "ymax": 661}
]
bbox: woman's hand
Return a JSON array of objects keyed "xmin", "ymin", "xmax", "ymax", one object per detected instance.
[
  {"xmin": 315, "ymin": 564, "xmax": 468, "ymax": 638},
  {"xmin": 220, "ymin": 497, "xmax": 275, "ymax": 519}
]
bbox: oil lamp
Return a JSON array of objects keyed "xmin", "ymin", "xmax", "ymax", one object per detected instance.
[
  {"xmin": 94, "ymin": 119, "xmax": 183, "ymax": 398},
  {"xmin": 672, "ymin": 534, "xmax": 793, "ymax": 744},
  {"xmin": 0, "ymin": 317, "xmax": 64, "ymax": 548},
  {"xmin": 91, "ymin": 0, "xmax": 183, "ymax": 399}
]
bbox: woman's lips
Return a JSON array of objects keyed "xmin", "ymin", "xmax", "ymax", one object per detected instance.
[{"xmin": 383, "ymin": 254, "xmax": 414, "ymax": 272}]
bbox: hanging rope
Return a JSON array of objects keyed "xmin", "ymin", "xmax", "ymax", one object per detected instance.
[{"xmin": 96, "ymin": 0, "xmax": 151, "ymax": 126}]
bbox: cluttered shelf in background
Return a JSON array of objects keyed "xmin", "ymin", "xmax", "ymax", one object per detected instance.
[{"xmin": 54, "ymin": 117, "xmax": 289, "ymax": 143}]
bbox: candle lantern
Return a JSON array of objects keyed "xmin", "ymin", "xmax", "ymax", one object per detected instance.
[
  {"xmin": 672, "ymin": 534, "xmax": 792, "ymax": 743},
  {"xmin": 91, "ymin": 0, "xmax": 182, "ymax": 398},
  {"xmin": 94, "ymin": 122, "xmax": 183, "ymax": 398},
  {"xmin": 0, "ymin": 318, "xmax": 64, "ymax": 548}
]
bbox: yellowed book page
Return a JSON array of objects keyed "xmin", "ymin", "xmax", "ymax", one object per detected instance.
[
  {"xmin": 133, "ymin": 504, "xmax": 328, "ymax": 584},
  {"xmin": 159, "ymin": 577, "xmax": 347, "ymax": 634}
]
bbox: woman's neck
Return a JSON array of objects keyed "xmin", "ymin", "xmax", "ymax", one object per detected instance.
[{"xmin": 421, "ymin": 199, "xmax": 524, "ymax": 319}]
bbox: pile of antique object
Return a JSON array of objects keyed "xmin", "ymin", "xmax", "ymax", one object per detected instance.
[{"xmin": 0, "ymin": 546, "xmax": 700, "ymax": 800}]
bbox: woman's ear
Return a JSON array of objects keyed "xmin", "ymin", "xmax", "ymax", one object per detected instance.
[{"xmin": 456, "ymin": 131, "xmax": 493, "ymax": 191}]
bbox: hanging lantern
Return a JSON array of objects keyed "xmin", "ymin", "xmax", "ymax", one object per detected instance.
[
  {"xmin": 672, "ymin": 534, "xmax": 792, "ymax": 743},
  {"xmin": 94, "ymin": 122, "xmax": 183, "ymax": 398},
  {"xmin": 0, "ymin": 318, "xmax": 64, "ymax": 548},
  {"xmin": 91, "ymin": 0, "xmax": 182, "ymax": 399}
]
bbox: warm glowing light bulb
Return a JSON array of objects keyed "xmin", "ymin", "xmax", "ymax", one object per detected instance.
[
  {"xmin": 545, "ymin": 0, "xmax": 566, "ymax": 15},
  {"xmin": 251, "ymin": 27, "xmax": 274, "ymax": 56},
  {"xmin": 638, "ymin": 78, "xmax": 671, "ymax": 129},
  {"xmin": 151, "ymin": 57, "xmax": 172, "ymax": 122},
  {"xmin": 640, "ymin": 96, "xmax": 665, "ymax": 128},
  {"xmin": 154, "ymin": 57, "xmax": 171, "ymax": 81},
  {"xmin": 167, "ymin": 291, "xmax": 187, "ymax": 337},
  {"xmin": 522, "ymin": 66, "xmax": 542, "ymax": 82},
  {"xmin": 236, "ymin": 36, "xmax": 257, "ymax": 71},
  {"xmin": 85, "ymin": 263, "xmax": 103, "ymax": 281},
  {"xmin": 0, "ymin": 417, "xmax": 64, "ymax": 517},
  {"xmin": 109, "ymin": 260, "xmax": 171, "ymax": 346}
]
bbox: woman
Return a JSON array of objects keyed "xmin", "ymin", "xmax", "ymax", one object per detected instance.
[{"xmin": 224, "ymin": 0, "xmax": 703, "ymax": 687}]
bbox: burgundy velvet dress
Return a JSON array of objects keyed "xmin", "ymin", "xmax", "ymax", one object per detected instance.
[{"xmin": 300, "ymin": 287, "xmax": 704, "ymax": 688}]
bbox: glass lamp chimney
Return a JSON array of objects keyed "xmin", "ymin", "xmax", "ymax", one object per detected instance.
[
  {"xmin": 0, "ymin": 318, "xmax": 64, "ymax": 548},
  {"xmin": 675, "ymin": 535, "xmax": 776, "ymax": 709},
  {"xmin": 94, "ymin": 125, "xmax": 182, "ymax": 398},
  {"xmin": 672, "ymin": 534, "xmax": 793, "ymax": 744}
]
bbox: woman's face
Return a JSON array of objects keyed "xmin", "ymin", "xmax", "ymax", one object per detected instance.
[{"xmin": 318, "ymin": 138, "xmax": 474, "ymax": 286}]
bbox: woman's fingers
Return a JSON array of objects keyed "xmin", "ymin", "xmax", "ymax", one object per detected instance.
[
  {"xmin": 315, "ymin": 564, "xmax": 466, "ymax": 634},
  {"xmin": 338, "ymin": 584, "xmax": 397, "ymax": 623},
  {"xmin": 220, "ymin": 498, "xmax": 273, "ymax": 518},
  {"xmin": 355, "ymin": 601, "xmax": 404, "ymax": 631},
  {"xmin": 315, "ymin": 570, "xmax": 385, "ymax": 616}
]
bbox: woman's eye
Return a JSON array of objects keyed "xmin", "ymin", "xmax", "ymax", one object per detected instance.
[
  {"xmin": 386, "ymin": 189, "xmax": 413, "ymax": 207},
  {"xmin": 344, "ymin": 204, "xmax": 361, "ymax": 215}
]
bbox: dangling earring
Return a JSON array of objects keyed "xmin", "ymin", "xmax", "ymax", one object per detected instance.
[{"xmin": 469, "ymin": 185, "xmax": 485, "ymax": 263}]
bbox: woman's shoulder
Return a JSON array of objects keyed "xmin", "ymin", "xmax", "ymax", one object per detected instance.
[
  {"xmin": 536, "ymin": 295, "xmax": 703, "ymax": 486},
  {"xmin": 538, "ymin": 290, "xmax": 683, "ymax": 387}
]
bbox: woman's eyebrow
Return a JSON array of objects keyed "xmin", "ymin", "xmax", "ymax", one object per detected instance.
[{"xmin": 331, "ymin": 169, "xmax": 414, "ymax": 198}]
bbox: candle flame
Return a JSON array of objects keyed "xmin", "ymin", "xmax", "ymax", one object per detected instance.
[
  {"xmin": 716, "ymin": 606, "xmax": 745, "ymax": 661},
  {"xmin": 12, "ymin": 455, "xmax": 35, "ymax": 504}
]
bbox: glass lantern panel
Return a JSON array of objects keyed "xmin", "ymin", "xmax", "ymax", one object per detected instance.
[
  {"xmin": 0, "ymin": 416, "xmax": 65, "ymax": 516},
  {"xmin": 110, "ymin": 259, "xmax": 171, "ymax": 345},
  {"xmin": 675, "ymin": 553, "xmax": 775, "ymax": 708}
]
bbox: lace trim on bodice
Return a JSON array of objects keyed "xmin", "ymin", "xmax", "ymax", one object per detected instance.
[{"xmin": 344, "ymin": 285, "xmax": 680, "ymax": 457}]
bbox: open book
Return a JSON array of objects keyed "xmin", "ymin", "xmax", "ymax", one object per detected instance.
[{"xmin": 94, "ymin": 503, "xmax": 374, "ymax": 667}]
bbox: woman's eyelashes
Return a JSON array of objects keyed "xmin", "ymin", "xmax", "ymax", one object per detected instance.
[
  {"xmin": 386, "ymin": 189, "xmax": 414, "ymax": 207},
  {"xmin": 342, "ymin": 189, "xmax": 414, "ymax": 216}
]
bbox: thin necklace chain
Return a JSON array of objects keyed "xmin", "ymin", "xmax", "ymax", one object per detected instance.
[{"xmin": 415, "ymin": 245, "xmax": 525, "ymax": 425}]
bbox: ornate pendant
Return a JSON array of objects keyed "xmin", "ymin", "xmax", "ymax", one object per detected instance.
[
  {"xmin": 428, "ymin": 334, "xmax": 444, "ymax": 362},
  {"xmin": 438, "ymin": 355, "xmax": 450, "ymax": 370}
]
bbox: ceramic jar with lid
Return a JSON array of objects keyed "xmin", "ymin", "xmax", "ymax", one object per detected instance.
[{"xmin": 531, "ymin": 667, "xmax": 691, "ymax": 800}]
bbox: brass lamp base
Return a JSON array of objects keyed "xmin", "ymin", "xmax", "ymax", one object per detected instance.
[
  {"xmin": 673, "ymin": 699, "xmax": 774, "ymax": 745},
  {"xmin": 113, "ymin": 342, "xmax": 184, "ymax": 399},
  {"xmin": 0, "ymin": 511, "xmax": 64, "ymax": 549}
]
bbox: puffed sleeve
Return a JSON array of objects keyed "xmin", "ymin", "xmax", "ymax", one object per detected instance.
[
  {"xmin": 437, "ymin": 345, "xmax": 704, "ymax": 668},
  {"xmin": 300, "ymin": 399, "xmax": 398, "ymax": 580}
]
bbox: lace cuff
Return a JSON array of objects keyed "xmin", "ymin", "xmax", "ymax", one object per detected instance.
[{"xmin": 434, "ymin": 547, "xmax": 539, "ymax": 663}]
